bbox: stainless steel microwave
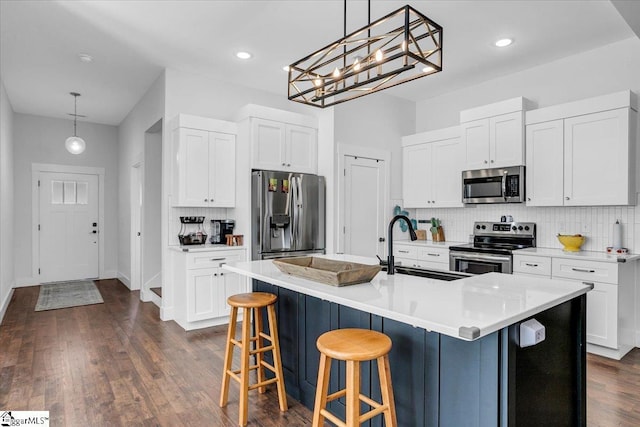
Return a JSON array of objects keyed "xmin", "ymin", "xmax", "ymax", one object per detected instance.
[{"xmin": 462, "ymin": 165, "xmax": 525, "ymax": 204}]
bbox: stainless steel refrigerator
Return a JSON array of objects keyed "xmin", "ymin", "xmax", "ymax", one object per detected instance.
[{"xmin": 251, "ymin": 170, "xmax": 325, "ymax": 260}]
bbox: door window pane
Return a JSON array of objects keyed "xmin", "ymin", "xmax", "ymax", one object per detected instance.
[
  {"xmin": 63, "ymin": 181, "xmax": 77, "ymax": 204},
  {"xmin": 51, "ymin": 181, "xmax": 64, "ymax": 204},
  {"xmin": 76, "ymin": 182, "xmax": 88, "ymax": 205}
]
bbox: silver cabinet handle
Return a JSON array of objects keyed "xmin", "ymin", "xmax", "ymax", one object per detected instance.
[
  {"xmin": 204, "ymin": 198, "xmax": 208, "ymax": 202},
  {"xmin": 565, "ymin": 197, "xmax": 570, "ymax": 200},
  {"xmin": 582, "ymin": 281, "xmax": 594, "ymax": 286},
  {"xmin": 287, "ymin": 163, "xmax": 291, "ymax": 167},
  {"xmin": 431, "ymin": 200, "xmax": 435, "ymax": 203},
  {"xmin": 398, "ymin": 250, "xmax": 410, "ymax": 254},
  {"xmin": 525, "ymin": 263, "xmax": 538, "ymax": 267},
  {"xmin": 213, "ymin": 273, "xmax": 218, "ymax": 276},
  {"xmin": 490, "ymin": 159, "xmax": 494, "ymax": 163},
  {"xmin": 210, "ymin": 257, "xmax": 226, "ymax": 261},
  {"xmin": 572, "ymin": 267, "xmax": 595, "ymax": 273},
  {"xmin": 282, "ymin": 162, "xmax": 286, "ymax": 166},
  {"xmin": 427, "ymin": 253, "xmax": 440, "ymax": 257},
  {"xmin": 484, "ymin": 160, "xmax": 488, "ymax": 164},
  {"xmin": 427, "ymin": 201, "xmax": 431, "ymax": 204},
  {"xmin": 527, "ymin": 197, "xmax": 531, "ymax": 201}
]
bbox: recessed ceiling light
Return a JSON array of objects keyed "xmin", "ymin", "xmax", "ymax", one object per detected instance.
[
  {"xmin": 78, "ymin": 53, "xmax": 93, "ymax": 63},
  {"xmin": 236, "ymin": 51, "xmax": 252, "ymax": 60},
  {"xmin": 495, "ymin": 38, "xmax": 513, "ymax": 48}
]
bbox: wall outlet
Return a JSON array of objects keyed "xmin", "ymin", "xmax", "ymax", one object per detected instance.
[{"xmin": 520, "ymin": 319, "xmax": 546, "ymax": 348}]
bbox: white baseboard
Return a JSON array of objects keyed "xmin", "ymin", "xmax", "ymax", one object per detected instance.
[
  {"xmin": 14, "ymin": 276, "xmax": 39, "ymax": 287},
  {"xmin": 100, "ymin": 270, "xmax": 118, "ymax": 279},
  {"xmin": 144, "ymin": 271, "xmax": 162, "ymax": 290},
  {"xmin": 160, "ymin": 306, "xmax": 173, "ymax": 321},
  {"xmin": 636, "ymin": 331, "xmax": 640, "ymax": 348},
  {"xmin": 0, "ymin": 288, "xmax": 15, "ymax": 324},
  {"xmin": 148, "ymin": 291, "xmax": 161, "ymax": 308},
  {"xmin": 118, "ymin": 272, "xmax": 131, "ymax": 289}
]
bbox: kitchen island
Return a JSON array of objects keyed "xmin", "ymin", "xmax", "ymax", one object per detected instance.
[{"xmin": 223, "ymin": 254, "xmax": 592, "ymax": 427}]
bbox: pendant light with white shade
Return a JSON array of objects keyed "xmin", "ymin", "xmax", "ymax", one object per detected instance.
[{"xmin": 65, "ymin": 92, "xmax": 86, "ymax": 154}]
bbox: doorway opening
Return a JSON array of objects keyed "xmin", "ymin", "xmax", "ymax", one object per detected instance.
[
  {"xmin": 32, "ymin": 164, "xmax": 105, "ymax": 283},
  {"xmin": 131, "ymin": 120, "xmax": 163, "ymax": 305},
  {"xmin": 337, "ymin": 145, "xmax": 390, "ymax": 258}
]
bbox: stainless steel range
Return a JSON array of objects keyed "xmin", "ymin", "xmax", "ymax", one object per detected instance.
[{"xmin": 449, "ymin": 221, "xmax": 536, "ymax": 274}]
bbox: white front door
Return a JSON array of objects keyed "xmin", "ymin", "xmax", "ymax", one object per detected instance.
[
  {"xmin": 39, "ymin": 172, "xmax": 99, "ymax": 282},
  {"xmin": 343, "ymin": 156, "xmax": 386, "ymax": 258}
]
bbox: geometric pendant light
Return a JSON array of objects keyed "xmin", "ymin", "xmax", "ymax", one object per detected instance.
[
  {"xmin": 65, "ymin": 92, "xmax": 86, "ymax": 154},
  {"xmin": 288, "ymin": 2, "xmax": 443, "ymax": 108}
]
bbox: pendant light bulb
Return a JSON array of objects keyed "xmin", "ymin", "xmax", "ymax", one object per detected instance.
[
  {"xmin": 66, "ymin": 92, "xmax": 86, "ymax": 155},
  {"xmin": 313, "ymin": 75, "xmax": 323, "ymax": 87},
  {"xmin": 353, "ymin": 56, "xmax": 362, "ymax": 71},
  {"xmin": 375, "ymin": 49, "xmax": 384, "ymax": 62},
  {"xmin": 332, "ymin": 67, "xmax": 341, "ymax": 79}
]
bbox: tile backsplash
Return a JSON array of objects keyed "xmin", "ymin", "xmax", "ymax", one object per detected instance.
[
  {"xmin": 169, "ymin": 207, "xmax": 230, "ymax": 245},
  {"xmin": 413, "ymin": 199, "xmax": 640, "ymax": 253}
]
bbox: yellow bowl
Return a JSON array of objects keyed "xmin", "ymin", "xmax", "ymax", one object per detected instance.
[{"xmin": 557, "ymin": 234, "xmax": 585, "ymax": 252}]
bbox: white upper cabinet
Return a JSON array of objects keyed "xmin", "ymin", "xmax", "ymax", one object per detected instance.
[
  {"xmin": 402, "ymin": 126, "xmax": 463, "ymax": 208},
  {"xmin": 460, "ymin": 97, "xmax": 532, "ymax": 170},
  {"xmin": 250, "ymin": 116, "xmax": 317, "ymax": 174},
  {"xmin": 525, "ymin": 91, "xmax": 638, "ymax": 207},
  {"xmin": 525, "ymin": 120, "xmax": 564, "ymax": 206},
  {"xmin": 171, "ymin": 115, "xmax": 237, "ymax": 207}
]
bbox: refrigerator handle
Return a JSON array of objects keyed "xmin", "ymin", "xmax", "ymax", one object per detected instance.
[{"xmin": 291, "ymin": 177, "xmax": 300, "ymax": 249}]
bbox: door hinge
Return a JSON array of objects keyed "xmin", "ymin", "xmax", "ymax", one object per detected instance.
[
  {"xmin": 343, "ymin": 226, "xmax": 346, "ymax": 234},
  {"xmin": 38, "ymin": 268, "xmax": 41, "ymax": 275},
  {"xmin": 343, "ymin": 169, "xmax": 346, "ymax": 176},
  {"xmin": 38, "ymin": 180, "xmax": 41, "ymax": 187},
  {"xmin": 38, "ymin": 224, "xmax": 40, "ymax": 231}
]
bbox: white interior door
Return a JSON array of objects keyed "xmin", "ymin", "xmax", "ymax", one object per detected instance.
[
  {"xmin": 131, "ymin": 163, "xmax": 143, "ymax": 291},
  {"xmin": 343, "ymin": 156, "xmax": 386, "ymax": 258},
  {"xmin": 39, "ymin": 172, "xmax": 99, "ymax": 282}
]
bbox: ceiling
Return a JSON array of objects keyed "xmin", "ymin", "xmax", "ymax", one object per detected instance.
[{"xmin": 0, "ymin": 0, "xmax": 637, "ymax": 126}]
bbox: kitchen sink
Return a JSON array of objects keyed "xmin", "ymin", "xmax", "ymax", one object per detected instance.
[{"xmin": 379, "ymin": 263, "xmax": 469, "ymax": 281}]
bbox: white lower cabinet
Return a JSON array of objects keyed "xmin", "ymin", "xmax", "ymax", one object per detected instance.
[
  {"xmin": 172, "ymin": 248, "xmax": 247, "ymax": 330},
  {"xmin": 393, "ymin": 243, "xmax": 450, "ymax": 271},
  {"xmin": 513, "ymin": 251, "xmax": 635, "ymax": 360}
]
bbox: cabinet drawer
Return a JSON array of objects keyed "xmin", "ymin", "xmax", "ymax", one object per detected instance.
[
  {"xmin": 513, "ymin": 255, "xmax": 551, "ymax": 276},
  {"xmin": 416, "ymin": 247, "xmax": 449, "ymax": 264},
  {"xmin": 552, "ymin": 258, "xmax": 618, "ymax": 284},
  {"xmin": 395, "ymin": 257, "xmax": 416, "ymax": 268},
  {"xmin": 394, "ymin": 245, "xmax": 417, "ymax": 259},
  {"xmin": 187, "ymin": 251, "xmax": 244, "ymax": 270}
]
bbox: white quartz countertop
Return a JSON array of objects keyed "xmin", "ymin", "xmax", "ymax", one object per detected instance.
[
  {"xmin": 223, "ymin": 254, "xmax": 591, "ymax": 341},
  {"xmin": 393, "ymin": 240, "xmax": 466, "ymax": 248},
  {"xmin": 515, "ymin": 247, "xmax": 640, "ymax": 263},
  {"xmin": 169, "ymin": 244, "xmax": 246, "ymax": 253}
]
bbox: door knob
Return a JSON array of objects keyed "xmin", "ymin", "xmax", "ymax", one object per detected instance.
[
  {"xmin": 378, "ymin": 237, "xmax": 385, "ymax": 242},
  {"xmin": 484, "ymin": 160, "xmax": 488, "ymax": 164}
]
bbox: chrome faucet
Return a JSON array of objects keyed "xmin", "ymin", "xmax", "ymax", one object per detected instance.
[{"xmin": 387, "ymin": 215, "xmax": 418, "ymax": 275}]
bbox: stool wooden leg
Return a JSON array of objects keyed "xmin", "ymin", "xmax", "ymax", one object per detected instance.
[
  {"xmin": 378, "ymin": 355, "xmax": 397, "ymax": 427},
  {"xmin": 267, "ymin": 304, "xmax": 288, "ymax": 412},
  {"xmin": 345, "ymin": 360, "xmax": 361, "ymax": 427},
  {"xmin": 220, "ymin": 306, "xmax": 238, "ymax": 407},
  {"xmin": 239, "ymin": 307, "xmax": 251, "ymax": 426},
  {"xmin": 312, "ymin": 353, "xmax": 331, "ymax": 427},
  {"xmin": 253, "ymin": 306, "xmax": 266, "ymax": 394}
]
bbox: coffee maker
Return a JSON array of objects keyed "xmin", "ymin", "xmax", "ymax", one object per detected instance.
[{"xmin": 210, "ymin": 219, "xmax": 235, "ymax": 244}]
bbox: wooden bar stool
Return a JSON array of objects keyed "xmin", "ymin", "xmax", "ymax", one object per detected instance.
[
  {"xmin": 313, "ymin": 328, "xmax": 397, "ymax": 427},
  {"xmin": 220, "ymin": 292, "xmax": 287, "ymax": 426}
]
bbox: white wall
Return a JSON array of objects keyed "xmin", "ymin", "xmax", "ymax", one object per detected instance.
[
  {"xmin": 12, "ymin": 113, "xmax": 119, "ymax": 285},
  {"xmin": 335, "ymin": 92, "xmax": 415, "ymax": 202},
  {"xmin": 0, "ymin": 77, "xmax": 15, "ymax": 320},
  {"xmin": 117, "ymin": 71, "xmax": 165, "ymax": 289},
  {"xmin": 415, "ymin": 37, "xmax": 640, "ymax": 132},
  {"xmin": 143, "ymin": 127, "xmax": 162, "ymax": 290}
]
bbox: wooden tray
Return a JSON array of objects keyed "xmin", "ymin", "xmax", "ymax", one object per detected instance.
[{"xmin": 272, "ymin": 257, "xmax": 381, "ymax": 287}]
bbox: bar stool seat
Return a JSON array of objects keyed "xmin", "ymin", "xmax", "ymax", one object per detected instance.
[
  {"xmin": 220, "ymin": 292, "xmax": 287, "ymax": 426},
  {"xmin": 313, "ymin": 328, "xmax": 397, "ymax": 427}
]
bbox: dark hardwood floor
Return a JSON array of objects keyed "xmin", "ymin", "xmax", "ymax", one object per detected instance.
[{"xmin": 1, "ymin": 279, "xmax": 639, "ymax": 426}]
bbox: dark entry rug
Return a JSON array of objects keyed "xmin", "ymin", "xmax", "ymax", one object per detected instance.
[{"xmin": 35, "ymin": 280, "xmax": 104, "ymax": 311}]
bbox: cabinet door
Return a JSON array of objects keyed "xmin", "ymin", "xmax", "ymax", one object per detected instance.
[
  {"xmin": 286, "ymin": 124, "xmax": 318, "ymax": 174},
  {"xmin": 186, "ymin": 267, "xmax": 218, "ymax": 321},
  {"xmin": 461, "ymin": 119, "xmax": 490, "ymax": 170},
  {"xmin": 564, "ymin": 108, "xmax": 630, "ymax": 206},
  {"xmin": 252, "ymin": 118, "xmax": 286, "ymax": 171},
  {"xmin": 490, "ymin": 111, "xmax": 524, "ymax": 168},
  {"xmin": 217, "ymin": 270, "xmax": 243, "ymax": 315},
  {"xmin": 525, "ymin": 120, "xmax": 564, "ymax": 206},
  {"xmin": 586, "ymin": 282, "xmax": 618, "ymax": 349},
  {"xmin": 176, "ymin": 128, "xmax": 210, "ymax": 206},
  {"xmin": 432, "ymin": 137, "xmax": 463, "ymax": 207},
  {"xmin": 402, "ymin": 143, "xmax": 431, "ymax": 207},
  {"xmin": 209, "ymin": 132, "xmax": 236, "ymax": 207}
]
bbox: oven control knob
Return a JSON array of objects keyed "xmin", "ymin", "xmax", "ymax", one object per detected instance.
[
  {"xmin": 524, "ymin": 225, "xmax": 530, "ymax": 231},
  {"xmin": 512, "ymin": 226, "xmax": 517, "ymax": 231},
  {"xmin": 481, "ymin": 225, "xmax": 486, "ymax": 230},
  {"xmin": 518, "ymin": 226, "xmax": 524, "ymax": 231},
  {"xmin": 476, "ymin": 225, "xmax": 481, "ymax": 230}
]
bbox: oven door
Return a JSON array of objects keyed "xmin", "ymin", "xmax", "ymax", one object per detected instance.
[{"xmin": 449, "ymin": 251, "xmax": 512, "ymax": 274}]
